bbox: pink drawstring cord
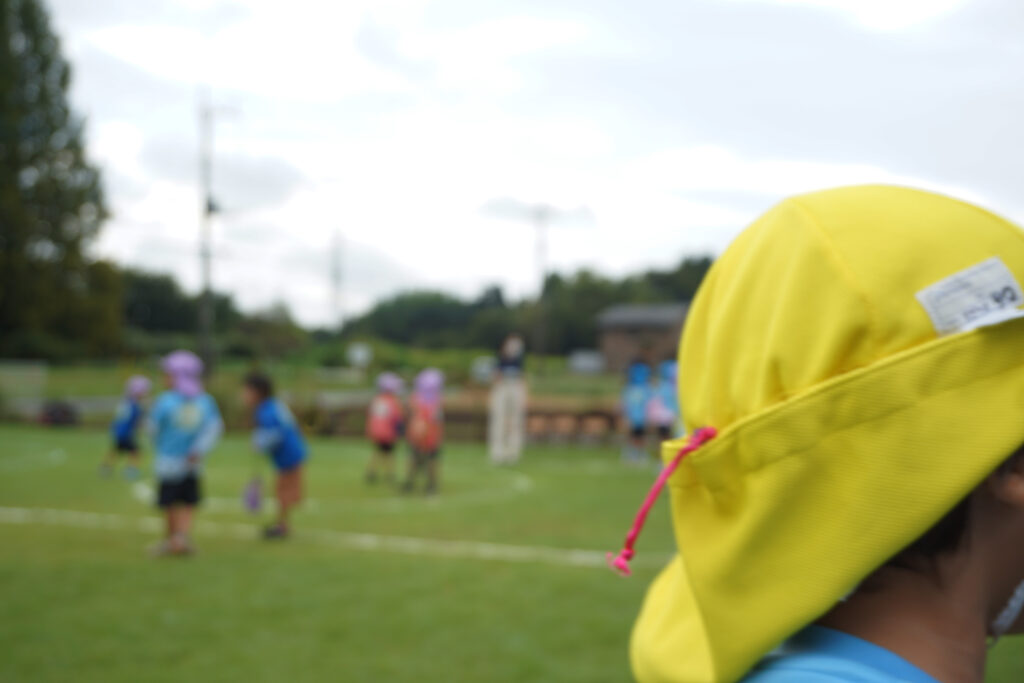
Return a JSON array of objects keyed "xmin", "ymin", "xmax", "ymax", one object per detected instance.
[{"xmin": 607, "ymin": 427, "xmax": 718, "ymax": 576}]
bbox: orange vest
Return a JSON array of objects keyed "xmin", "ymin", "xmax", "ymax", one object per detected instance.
[
  {"xmin": 366, "ymin": 394, "xmax": 403, "ymax": 443},
  {"xmin": 408, "ymin": 398, "xmax": 443, "ymax": 452}
]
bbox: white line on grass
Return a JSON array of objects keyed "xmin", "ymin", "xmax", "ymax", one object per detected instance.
[
  {"xmin": 0, "ymin": 506, "xmax": 670, "ymax": 570},
  {"xmin": 0, "ymin": 448, "xmax": 67, "ymax": 472},
  {"xmin": 131, "ymin": 472, "xmax": 536, "ymax": 514}
]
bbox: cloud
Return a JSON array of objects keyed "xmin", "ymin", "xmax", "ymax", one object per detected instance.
[
  {"xmin": 725, "ymin": 0, "xmax": 973, "ymax": 31},
  {"xmin": 48, "ymin": 0, "xmax": 250, "ymax": 33},
  {"xmin": 53, "ymin": 0, "xmax": 1024, "ymax": 327},
  {"xmin": 213, "ymin": 235, "xmax": 425, "ymax": 324},
  {"xmin": 510, "ymin": 0, "xmax": 1024, "ymax": 212},
  {"xmin": 139, "ymin": 139, "xmax": 306, "ymax": 210},
  {"xmin": 355, "ymin": 21, "xmax": 434, "ymax": 82}
]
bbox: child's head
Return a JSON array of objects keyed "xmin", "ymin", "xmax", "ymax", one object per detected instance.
[
  {"xmin": 627, "ymin": 360, "xmax": 651, "ymax": 386},
  {"xmin": 376, "ymin": 372, "xmax": 403, "ymax": 395},
  {"xmin": 626, "ymin": 185, "xmax": 1024, "ymax": 682},
  {"xmin": 501, "ymin": 334, "xmax": 525, "ymax": 359},
  {"xmin": 413, "ymin": 368, "xmax": 444, "ymax": 407},
  {"xmin": 242, "ymin": 372, "xmax": 273, "ymax": 409},
  {"xmin": 161, "ymin": 350, "xmax": 203, "ymax": 398},
  {"xmin": 125, "ymin": 375, "xmax": 151, "ymax": 400}
]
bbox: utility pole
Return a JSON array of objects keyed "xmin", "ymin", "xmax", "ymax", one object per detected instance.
[
  {"xmin": 197, "ymin": 88, "xmax": 216, "ymax": 369},
  {"xmin": 330, "ymin": 230, "xmax": 344, "ymax": 331},
  {"xmin": 533, "ymin": 205, "xmax": 551, "ymax": 361}
]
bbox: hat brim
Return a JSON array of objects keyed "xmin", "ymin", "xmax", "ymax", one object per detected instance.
[{"xmin": 632, "ymin": 318, "xmax": 1024, "ymax": 682}]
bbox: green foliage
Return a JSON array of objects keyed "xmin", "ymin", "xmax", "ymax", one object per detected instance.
[
  {"xmin": 122, "ymin": 269, "xmax": 197, "ymax": 334},
  {"xmin": 0, "ymin": 0, "xmax": 108, "ymax": 358},
  {"xmin": 120, "ymin": 269, "xmax": 303, "ymax": 361},
  {"xmin": 344, "ymin": 291, "xmax": 476, "ymax": 348},
  {"xmin": 343, "ymin": 257, "xmax": 713, "ymax": 355},
  {"xmin": 235, "ymin": 303, "xmax": 308, "ymax": 358},
  {"xmin": 122, "ymin": 268, "xmax": 241, "ymax": 336}
]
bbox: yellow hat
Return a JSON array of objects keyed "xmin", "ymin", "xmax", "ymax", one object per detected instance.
[{"xmin": 628, "ymin": 185, "xmax": 1024, "ymax": 682}]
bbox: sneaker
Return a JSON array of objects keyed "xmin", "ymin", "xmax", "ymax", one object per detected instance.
[
  {"xmin": 173, "ymin": 537, "xmax": 196, "ymax": 556},
  {"xmin": 122, "ymin": 465, "xmax": 141, "ymax": 481},
  {"xmin": 263, "ymin": 524, "xmax": 289, "ymax": 540},
  {"xmin": 149, "ymin": 539, "xmax": 173, "ymax": 557}
]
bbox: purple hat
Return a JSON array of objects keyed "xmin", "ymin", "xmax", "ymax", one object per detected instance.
[
  {"xmin": 125, "ymin": 375, "xmax": 152, "ymax": 399},
  {"xmin": 162, "ymin": 350, "xmax": 204, "ymax": 398},
  {"xmin": 414, "ymin": 368, "xmax": 444, "ymax": 407},
  {"xmin": 377, "ymin": 372, "xmax": 404, "ymax": 394}
]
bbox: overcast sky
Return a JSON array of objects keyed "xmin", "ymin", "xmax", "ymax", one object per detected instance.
[{"xmin": 48, "ymin": 0, "xmax": 1024, "ymax": 326}]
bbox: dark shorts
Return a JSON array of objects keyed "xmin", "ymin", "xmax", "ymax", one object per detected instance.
[
  {"xmin": 157, "ymin": 474, "xmax": 201, "ymax": 508},
  {"xmin": 374, "ymin": 440, "xmax": 396, "ymax": 454},
  {"xmin": 114, "ymin": 436, "xmax": 138, "ymax": 454},
  {"xmin": 657, "ymin": 425, "xmax": 672, "ymax": 440},
  {"xmin": 630, "ymin": 425, "xmax": 646, "ymax": 439}
]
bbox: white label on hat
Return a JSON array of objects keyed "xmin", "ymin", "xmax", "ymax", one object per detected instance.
[{"xmin": 916, "ymin": 256, "xmax": 1024, "ymax": 336}]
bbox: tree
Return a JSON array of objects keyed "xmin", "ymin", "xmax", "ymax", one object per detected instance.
[
  {"xmin": 236, "ymin": 301, "xmax": 307, "ymax": 358},
  {"xmin": 0, "ymin": 0, "xmax": 108, "ymax": 357},
  {"xmin": 341, "ymin": 256, "xmax": 714, "ymax": 355},
  {"xmin": 123, "ymin": 269, "xmax": 197, "ymax": 333},
  {"xmin": 344, "ymin": 291, "xmax": 476, "ymax": 348}
]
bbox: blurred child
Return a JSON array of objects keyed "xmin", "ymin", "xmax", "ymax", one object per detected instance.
[
  {"xmin": 365, "ymin": 372, "xmax": 404, "ymax": 485},
  {"xmin": 242, "ymin": 373, "xmax": 308, "ymax": 539},
  {"xmin": 621, "ymin": 360, "xmax": 652, "ymax": 463},
  {"xmin": 646, "ymin": 360, "xmax": 679, "ymax": 442},
  {"xmin": 488, "ymin": 333, "xmax": 528, "ymax": 465},
  {"xmin": 402, "ymin": 368, "xmax": 444, "ymax": 495},
  {"xmin": 100, "ymin": 375, "xmax": 151, "ymax": 480},
  {"xmin": 148, "ymin": 350, "xmax": 222, "ymax": 556}
]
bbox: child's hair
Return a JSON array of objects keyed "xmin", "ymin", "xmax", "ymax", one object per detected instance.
[
  {"xmin": 243, "ymin": 372, "xmax": 274, "ymax": 400},
  {"xmin": 888, "ymin": 447, "xmax": 1024, "ymax": 569}
]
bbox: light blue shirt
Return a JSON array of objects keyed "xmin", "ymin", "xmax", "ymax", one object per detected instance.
[
  {"xmin": 744, "ymin": 626, "xmax": 940, "ymax": 682},
  {"xmin": 623, "ymin": 385, "xmax": 652, "ymax": 428},
  {"xmin": 149, "ymin": 390, "xmax": 222, "ymax": 482}
]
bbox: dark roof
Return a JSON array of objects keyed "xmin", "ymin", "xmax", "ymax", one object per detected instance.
[{"xmin": 597, "ymin": 304, "xmax": 688, "ymax": 330}]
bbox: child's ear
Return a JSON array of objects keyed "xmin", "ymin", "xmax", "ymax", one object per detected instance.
[{"xmin": 987, "ymin": 450, "xmax": 1024, "ymax": 509}]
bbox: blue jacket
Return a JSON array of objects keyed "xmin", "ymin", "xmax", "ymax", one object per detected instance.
[
  {"xmin": 111, "ymin": 398, "xmax": 144, "ymax": 441},
  {"xmin": 252, "ymin": 398, "xmax": 308, "ymax": 471}
]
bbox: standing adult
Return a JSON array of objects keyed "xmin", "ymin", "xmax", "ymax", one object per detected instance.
[{"xmin": 488, "ymin": 333, "xmax": 527, "ymax": 465}]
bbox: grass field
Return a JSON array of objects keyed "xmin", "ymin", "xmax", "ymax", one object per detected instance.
[{"xmin": 0, "ymin": 424, "xmax": 1021, "ymax": 682}]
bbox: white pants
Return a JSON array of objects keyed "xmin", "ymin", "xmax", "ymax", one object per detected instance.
[{"xmin": 489, "ymin": 379, "xmax": 526, "ymax": 464}]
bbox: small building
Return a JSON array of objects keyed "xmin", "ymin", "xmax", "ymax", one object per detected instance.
[{"xmin": 597, "ymin": 304, "xmax": 688, "ymax": 373}]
